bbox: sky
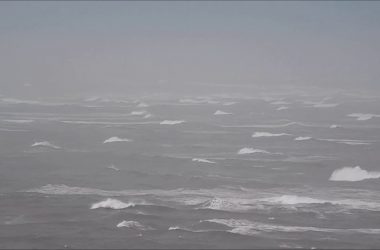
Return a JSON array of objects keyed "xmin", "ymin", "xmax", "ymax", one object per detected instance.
[{"xmin": 0, "ymin": 1, "xmax": 380, "ymax": 97}]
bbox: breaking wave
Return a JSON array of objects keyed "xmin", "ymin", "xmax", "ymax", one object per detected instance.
[
  {"xmin": 91, "ymin": 198, "xmax": 135, "ymax": 209},
  {"xmin": 347, "ymin": 113, "xmax": 380, "ymax": 121},
  {"xmin": 237, "ymin": 148, "xmax": 270, "ymax": 155},
  {"xmin": 294, "ymin": 136, "xmax": 312, "ymax": 141},
  {"xmin": 252, "ymin": 132, "xmax": 291, "ymax": 138},
  {"xmin": 214, "ymin": 110, "xmax": 232, "ymax": 115},
  {"xmin": 160, "ymin": 120, "xmax": 185, "ymax": 125},
  {"xmin": 329, "ymin": 166, "xmax": 380, "ymax": 182},
  {"xmin": 31, "ymin": 141, "xmax": 61, "ymax": 149},
  {"xmin": 192, "ymin": 158, "xmax": 216, "ymax": 164},
  {"xmin": 103, "ymin": 136, "xmax": 132, "ymax": 143},
  {"xmin": 116, "ymin": 220, "xmax": 154, "ymax": 230}
]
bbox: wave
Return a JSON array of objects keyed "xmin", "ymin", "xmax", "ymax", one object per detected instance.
[
  {"xmin": 259, "ymin": 195, "xmax": 330, "ymax": 205},
  {"xmin": 329, "ymin": 166, "xmax": 380, "ymax": 182},
  {"xmin": 3, "ymin": 119, "xmax": 34, "ymax": 123},
  {"xmin": 222, "ymin": 101, "xmax": 237, "ymax": 106},
  {"xmin": 312, "ymin": 103, "xmax": 339, "ymax": 108},
  {"xmin": 319, "ymin": 139, "xmax": 373, "ymax": 145},
  {"xmin": 31, "ymin": 141, "xmax": 61, "ymax": 149},
  {"xmin": 130, "ymin": 110, "xmax": 148, "ymax": 116},
  {"xmin": 61, "ymin": 120, "xmax": 159, "ymax": 125},
  {"xmin": 197, "ymin": 198, "xmax": 252, "ymax": 212},
  {"xmin": 103, "ymin": 136, "xmax": 132, "ymax": 143},
  {"xmin": 330, "ymin": 124, "xmax": 339, "ymax": 128},
  {"xmin": 160, "ymin": 120, "xmax": 185, "ymax": 125},
  {"xmin": 116, "ymin": 220, "xmax": 154, "ymax": 230},
  {"xmin": 214, "ymin": 110, "xmax": 232, "ymax": 115},
  {"xmin": 91, "ymin": 198, "xmax": 135, "ymax": 209},
  {"xmin": 106, "ymin": 165, "xmax": 120, "ymax": 171},
  {"xmin": 270, "ymin": 101, "xmax": 289, "ymax": 105},
  {"xmin": 276, "ymin": 106, "xmax": 288, "ymax": 111},
  {"xmin": 136, "ymin": 102, "xmax": 149, "ymax": 108},
  {"xmin": 252, "ymin": 132, "xmax": 291, "ymax": 138},
  {"xmin": 237, "ymin": 148, "xmax": 270, "ymax": 155},
  {"xmin": 192, "ymin": 158, "xmax": 216, "ymax": 164},
  {"xmin": 206, "ymin": 219, "xmax": 380, "ymax": 235},
  {"xmin": 294, "ymin": 136, "xmax": 312, "ymax": 141},
  {"xmin": 347, "ymin": 113, "xmax": 380, "ymax": 121}
]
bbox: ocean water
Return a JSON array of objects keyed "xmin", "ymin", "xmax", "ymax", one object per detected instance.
[{"xmin": 0, "ymin": 91, "xmax": 380, "ymax": 249}]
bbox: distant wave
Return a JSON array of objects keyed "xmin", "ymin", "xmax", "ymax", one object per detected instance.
[
  {"xmin": 160, "ymin": 120, "xmax": 185, "ymax": 125},
  {"xmin": 106, "ymin": 165, "xmax": 120, "ymax": 171},
  {"xmin": 312, "ymin": 103, "xmax": 339, "ymax": 108},
  {"xmin": 31, "ymin": 141, "xmax": 61, "ymax": 149},
  {"xmin": 294, "ymin": 136, "xmax": 312, "ymax": 141},
  {"xmin": 348, "ymin": 113, "xmax": 380, "ymax": 121},
  {"xmin": 117, "ymin": 220, "xmax": 154, "ymax": 230},
  {"xmin": 206, "ymin": 219, "xmax": 380, "ymax": 235},
  {"xmin": 91, "ymin": 198, "xmax": 135, "ymax": 209},
  {"xmin": 329, "ymin": 166, "xmax": 380, "ymax": 182},
  {"xmin": 276, "ymin": 106, "xmax": 288, "ymax": 111},
  {"xmin": 259, "ymin": 195, "xmax": 330, "ymax": 205},
  {"xmin": 237, "ymin": 148, "xmax": 270, "ymax": 155},
  {"xmin": 252, "ymin": 132, "xmax": 291, "ymax": 138},
  {"xmin": 130, "ymin": 110, "xmax": 148, "ymax": 116},
  {"xmin": 270, "ymin": 101, "xmax": 289, "ymax": 105},
  {"xmin": 3, "ymin": 119, "xmax": 34, "ymax": 123},
  {"xmin": 222, "ymin": 101, "xmax": 237, "ymax": 106},
  {"xmin": 103, "ymin": 136, "xmax": 132, "ymax": 143},
  {"xmin": 192, "ymin": 158, "xmax": 216, "ymax": 164},
  {"xmin": 136, "ymin": 102, "xmax": 149, "ymax": 108},
  {"xmin": 330, "ymin": 124, "xmax": 339, "ymax": 128},
  {"xmin": 61, "ymin": 120, "xmax": 159, "ymax": 125},
  {"xmin": 220, "ymin": 121, "xmax": 314, "ymax": 128},
  {"xmin": 319, "ymin": 138, "xmax": 373, "ymax": 145},
  {"xmin": 214, "ymin": 110, "xmax": 232, "ymax": 115}
]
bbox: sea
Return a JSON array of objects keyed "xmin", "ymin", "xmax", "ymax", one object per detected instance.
[{"xmin": 0, "ymin": 87, "xmax": 380, "ymax": 249}]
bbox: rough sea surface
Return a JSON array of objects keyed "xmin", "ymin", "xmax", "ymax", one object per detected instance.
[{"xmin": 1, "ymin": 89, "xmax": 380, "ymax": 249}]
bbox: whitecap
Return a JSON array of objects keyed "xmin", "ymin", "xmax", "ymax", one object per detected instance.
[
  {"xmin": 130, "ymin": 111, "xmax": 148, "ymax": 116},
  {"xmin": 31, "ymin": 141, "xmax": 61, "ymax": 149},
  {"xmin": 329, "ymin": 166, "xmax": 380, "ymax": 182},
  {"xmin": 117, "ymin": 220, "xmax": 154, "ymax": 230},
  {"xmin": 270, "ymin": 101, "xmax": 289, "ymax": 105},
  {"xmin": 330, "ymin": 124, "xmax": 339, "ymax": 128},
  {"xmin": 252, "ymin": 132, "xmax": 291, "ymax": 138},
  {"xmin": 103, "ymin": 137, "xmax": 132, "ymax": 143},
  {"xmin": 91, "ymin": 198, "xmax": 135, "ymax": 209},
  {"xmin": 3, "ymin": 119, "xmax": 34, "ymax": 123},
  {"xmin": 214, "ymin": 110, "xmax": 232, "ymax": 115},
  {"xmin": 312, "ymin": 103, "xmax": 339, "ymax": 108},
  {"xmin": 294, "ymin": 136, "xmax": 312, "ymax": 141},
  {"xmin": 137, "ymin": 102, "xmax": 149, "ymax": 108},
  {"xmin": 192, "ymin": 158, "xmax": 216, "ymax": 164},
  {"xmin": 237, "ymin": 148, "xmax": 270, "ymax": 155},
  {"xmin": 106, "ymin": 165, "xmax": 120, "ymax": 171},
  {"xmin": 222, "ymin": 102, "xmax": 237, "ymax": 106},
  {"xmin": 276, "ymin": 106, "xmax": 288, "ymax": 111},
  {"xmin": 198, "ymin": 198, "xmax": 251, "ymax": 212},
  {"xmin": 160, "ymin": 120, "xmax": 185, "ymax": 125},
  {"xmin": 347, "ymin": 113, "xmax": 380, "ymax": 121}
]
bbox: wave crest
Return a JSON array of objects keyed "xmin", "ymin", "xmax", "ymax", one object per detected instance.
[{"xmin": 329, "ymin": 166, "xmax": 380, "ymax": 182}]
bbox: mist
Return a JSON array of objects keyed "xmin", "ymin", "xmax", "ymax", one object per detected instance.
[{"xmin": 1, "ymin": 1, "xmax": 380, "ymax": 97}]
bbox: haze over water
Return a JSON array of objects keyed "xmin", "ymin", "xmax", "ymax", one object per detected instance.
[{"xmin": 1, "ymin": 2, "xmax": 380, "ymax": 249}]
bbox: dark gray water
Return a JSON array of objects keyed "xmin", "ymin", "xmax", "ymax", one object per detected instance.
[{"xmin": 1, "ymin": 89, "xmax": 380, "ymax": 249}]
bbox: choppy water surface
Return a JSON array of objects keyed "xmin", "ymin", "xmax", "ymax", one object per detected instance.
[{"xmin": 1, "ymin": 91, "xmax": 380, "ymax": 248}]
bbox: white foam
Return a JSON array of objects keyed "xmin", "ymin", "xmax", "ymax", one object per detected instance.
[
  {"xmin": 319, "ymin": 139, "xmax": 373, "ymax": 145},
  {"xmin": 276, "ymin": 106, "xmax": 288, "ymax": 111},
  {"xmin": 3, "ymin": 119, "xmax": 34, "ymax": 123},
  {"xmin": 160, "ymin": 120, "xmax": 185, "ymax": 125},
  {"xmin": 106, "ymin": 165, "xmax": 120, "ymax": 171},
  {"xmin": 117, "ymin": 220, "xmax": 153, "ymax": 230},
  {"xmin": 294, "ymin": 136, "xmax": 312, "ymax": 141},
  {"xmin": 348, "ymin": 113, "xmax": 380, "ymax": 121},
  {"xmin": 214, "ymin": 110, "xmax": 232, "ymax": 115},
  {"xmin": 312, "ymin": 103, "xmax": 339, "ymax": 108},
  {"xmin": 130, "ymin": 111, "xmax": 148, "ymax": 116},
  {"xmin": 103, "ymin": 137, "xmax": 132, "ymax": 143},
  {"xmin": 91, "ymin": 198, "xmax": 135, "ymax": 209},
  {"xmin": 192, "ymin": 158, "xmax": 216, "ymax": 164},
  {"xmin": 252, "ymin": 132, "xmax": 291, "ymax": 138},
  {"xmin": 143, "ymin": 114, "xmax": 152, "ymax": 119},
  {"xmin": 207, "ymin": 219, "xmax": 380, "ymax": 235},
  {"xmin": 168, "ymin": 226, "xmax": 181, "ymax": 230},
  {"xmin": 260, "ymin": 195, "xmax": 329, "ymax": 205},
  {"xmin": 330, "ymin": 124, "xmax": 339, "ymax": 128},
  {"xmin": 199, "ymin": 198, "xmax": 251, "ymax": 211},
  {"xmin": 31, "ymin": 141, "xmax": 61, "ymax": 149},
  {"xmin": 237, "ymin": 148, "xmax": 270, "ymax": 155},
  {"xmin": 329, "ymin": 166, "xmax": 380, "ymax": 182}
]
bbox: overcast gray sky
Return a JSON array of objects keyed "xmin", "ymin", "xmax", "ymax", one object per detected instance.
[{"xmin": 1, "ymin": 1, "xmax": 380, "ymax": 96}]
